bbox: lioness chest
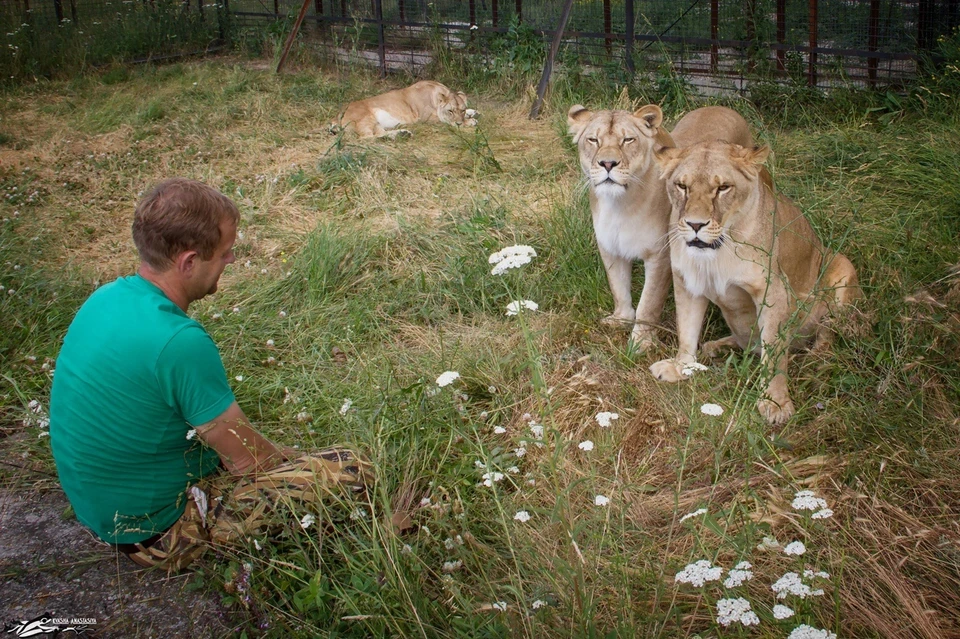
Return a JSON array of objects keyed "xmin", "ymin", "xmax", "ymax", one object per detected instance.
[{"xmin": 592, "ymin": 195, "xmax": 665, "ymax": 261}]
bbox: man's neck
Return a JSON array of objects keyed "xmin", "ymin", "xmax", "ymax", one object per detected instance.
[{"xmin": 138, "ymin": 264, "xmax": 191, "ymax": 312}]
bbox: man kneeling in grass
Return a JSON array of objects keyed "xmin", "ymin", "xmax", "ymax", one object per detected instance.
[{"xmin": 49, "ymin": 178, "xmax": 371, "ymax": 572}]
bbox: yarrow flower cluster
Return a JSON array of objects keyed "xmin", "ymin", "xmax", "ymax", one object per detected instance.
[
  {"xmin": 531, "ymin": 599, "xmax": 547, "ymax": 609},
  {"xmin": 514, "ymin": 510, "xmax": 531, "ymax": 523},
  {"xmin": 791, "ymin": 490, "xmax": 833, "ymax": 519},
  {"xmin": 700, "ymin": 403, "xmax": 724, "ymax": 416},
  {"xmin": 481, "ymin": 471, "xmax": 505, "ymax": 487},
  {"xmin": 675, "ymin": 560, "xmax": 723, "ymax": 587},
  {"xmin": 771, "ymin": 571, "xmax": 827, "ymax": 599},
  {"xmin": 339, "ymin": 398, "xmax": 353, "ymax": 415},
  {"xmin": 681, "ymin": 361, "xmax": 709, "ymax": 376},
  {"xmin": 783, "ymin": 541, "xmax": 807, "ymax": 556},
  {"xmin": 488, "ymin": 245, "xmax": 537, "ymax": 275},
  {"xmin": 300, "ymin": 513, "xmax": 315, "ymax": 530},
  {"xmin": 773, "ymin": 604, "xmax": 795, "ymax": 619},
  {"xmin": 595, "ymin": 411, "xmax": 619, "ymax": 427},
  {"xmin": 505, "ymin": 300, "xmax": 538, "ymax": 316},
  {"xmin": 787, "ymin": 625, "xmax": 837, "ymax": 639},
  {"xmin": 723, "ymin": 561, "xmax": 754, "ymax": 588},
  {"xmin": 715, "ymin": 597, "xmax": 760, "ymax": 627},
  {"xmin": 594, "ymin": 495, "xmax": 610, "ymax": 507},
  {"xmin": 577, "ymin": 440, "xmax": 594, "ymax": 451},
  {"xmin": 436, "ymin": 371, "xmax": 460, "ymax": 387}
]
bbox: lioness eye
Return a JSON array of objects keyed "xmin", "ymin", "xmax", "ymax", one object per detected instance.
[
  {"xmin": 587, "ymin": 137, "xmax": 599, "ymax": 145},
  {"xmin": 623, "ymin": 137, "xmax": 635, "ymax": 144},
  {"xmin": 676, "ymin": 183, "xmax": 687, "ymax": 192},
  {"xmin": 717, "ymin": 184, "xmax": 732, "ymax": 194}
]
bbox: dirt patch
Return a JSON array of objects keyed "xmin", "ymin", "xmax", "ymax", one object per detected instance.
[{"xmin": 0, "ymin": 488, "xmax": 239, "ymax": 638}]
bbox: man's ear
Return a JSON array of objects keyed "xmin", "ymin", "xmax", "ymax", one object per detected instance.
[
  {"xmin": 633, "ymin": 104, "xmax": 664, "ymax": 138},
  {"xmin": 567, "ymin": 105, "xmax": 593, "ymax": 143},
  {"xmin": 176, "ymin": 250, "xmax": 198, "ymax": 276},
  {"xmin": 654, "ymin": 145, "xmax": 684, "ymax": 179}
]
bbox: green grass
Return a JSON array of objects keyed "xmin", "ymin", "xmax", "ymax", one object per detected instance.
[{"xmin": 1, "ymin": 53, "xmax": 959, "ymax": 638}]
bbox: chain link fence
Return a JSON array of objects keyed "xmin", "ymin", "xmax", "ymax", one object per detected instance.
[{"xmin": 230, "ymin": 0, "xmax": 959, "ymax": 92}]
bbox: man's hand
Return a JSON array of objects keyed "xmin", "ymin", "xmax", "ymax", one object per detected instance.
[{"xmin": 195, "ymin": 402, "xmax": 286, "ymax": 476}]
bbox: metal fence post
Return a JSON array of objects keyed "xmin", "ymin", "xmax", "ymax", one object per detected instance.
[
  {"xmin": 625, "ymin": 0, "xmax": 634, "ymax": 75},
  {"xmin": 603, "ymin": 0, "xmax": 612, "ymax": 55},
  {"xmin": 710, "ymin": 0, "xmax": 718, "ymax": 72},
  {"xmin": 868, "ymin": 0, "xmax": 879, "ymax": 86},
  {"xmin": 808, "ymin": 0, "xmax": 818, "ymax": 87},
  {"xmin": 54, "ymin": 0, "xmax": 64, "ymax": 23},
  {"xmin": 375, "ymin": 0, "xmax": 386, "ymax": 78},
  {"xmin": 776, "ymin": 0, "xmax": 785, "ymax": 72},
  {"xmin": 516, "ymin": 0, "xmax": 521, "ymax": 23},
  {"xmin": 492, "ymin": 0, "xmax": 498, "ymax": 28}
]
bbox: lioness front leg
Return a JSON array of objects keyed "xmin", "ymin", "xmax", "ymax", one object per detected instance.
[
  {"xmin": 650, "ymin": 275, "xmax": 707, "ymax": 382},
  {"xmin": 630, "ymin": 252, "xmax": 671, "ymax": 353},
  {"xmin": 597, "ymin": 245, "xmax": 635, "ymax": 329},
  {"xmin": 755, "ymin": 304, "xmax": 795, "ymax": 425},
  {"xmin": 700, "ymin": 335, "xmax": 740, "ymax": 359}
]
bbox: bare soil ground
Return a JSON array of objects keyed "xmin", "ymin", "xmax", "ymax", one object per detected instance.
[{"xmin": 0, "ymin": 465, "xmax": 239, "ymax": 638}]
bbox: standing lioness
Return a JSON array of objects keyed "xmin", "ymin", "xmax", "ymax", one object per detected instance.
[
  {"xmin": 333, "ymin": 80, "xmax": 475, "ymax": 139},
  {"xmin": 567, "ymin": 105, "xmax": 753, "ymax": 351},
  {"xmin": 650, "ymin": 141, "xmax": 861, "ymax": 425}
]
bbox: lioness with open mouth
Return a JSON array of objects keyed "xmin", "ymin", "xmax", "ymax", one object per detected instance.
[
  {"xmin": 567, "ymin": 104, "xmax": 753, "ymax": 352},
  {"xmin": 650, "ymin": 141, "xmax": 861, "ymax": 425},
  {"xmin": 332, "ymin": 80, "xmax": 476, "ymax": 139}
]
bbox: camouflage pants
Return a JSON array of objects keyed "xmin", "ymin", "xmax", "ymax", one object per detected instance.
[{"xmin": 124, "ymin": 447, "xmax": 372, "ymax": 573}]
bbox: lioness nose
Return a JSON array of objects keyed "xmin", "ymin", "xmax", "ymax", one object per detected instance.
[
  {"xmin": 598, "ymin": 160, "xmax": 619, "ymax": 172},
  {"xmin": 687, "ymin": 221, "xmax": 708, "ymax": 233}
]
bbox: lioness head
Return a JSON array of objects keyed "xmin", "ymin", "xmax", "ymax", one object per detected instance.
[
  {"xmin": 567, "ymin": 104, "xmax": 665, "ymax": 198},
  {"xmin": 437, "ymin": 90, "xmax": 469, "ymax": 126},
  {"xmin": 655, "ymin": 140, "xmax": 770, "ymax": 255}
]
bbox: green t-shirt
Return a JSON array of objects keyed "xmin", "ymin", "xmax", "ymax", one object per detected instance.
[{"xmin": 50, "ymin": 274, "xmax": 231, "ymax": 544}]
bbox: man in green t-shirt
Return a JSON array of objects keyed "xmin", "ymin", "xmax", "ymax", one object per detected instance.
[{"xmin": 50, "ymin": 178, "xmax": 369, "ymax": 571}]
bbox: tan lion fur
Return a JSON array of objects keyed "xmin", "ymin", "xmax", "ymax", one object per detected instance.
[
  {"xmin": 567, "ymin": 105, "xmax": 753, "ymax": 351},
  {"xmin": 650, "ymin": 140, "xmax": 861, "ymax": 425},
  {"xmin": 332, "ymin": 80, "xmax": 474, "ymax": 139}
]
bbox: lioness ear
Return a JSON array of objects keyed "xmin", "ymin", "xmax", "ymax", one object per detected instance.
[
  {"xmin": 567, "ymin": 105, "xmax": 593, "ymax": 143},
  {"xmin": 633, "ymin": 104, "xmax": 664, "ymax": 137},
  {"xmin": 457, "ymin": 91, "xmax": 467, "ymax": 105},
  {"xmin": 745, "ymin": 145, "xmax": 771, "ymax": 165},
  {"xmin": 654, "ymin": 146, "xmax": 683, "ymax": 179}
]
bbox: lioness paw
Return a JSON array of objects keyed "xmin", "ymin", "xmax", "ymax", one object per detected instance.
[
  {"xmin": 756, "ymin": 397, "xmax": 795, "ymax": 425},
  {"xmin": 650, "ymin": 359, "xmax": 687, "ymax": 383},
  {"xmin": 464, "ymin": 118, "xmax": 478, "ymax": 127}
]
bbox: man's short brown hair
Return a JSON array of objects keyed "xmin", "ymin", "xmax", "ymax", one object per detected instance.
[{"xmin": 132, "ymin": 178, "xmax": 240, "ymax": 270}]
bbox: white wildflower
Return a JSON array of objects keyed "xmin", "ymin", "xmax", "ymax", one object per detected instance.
[
  {"xmin": 513, "ymin": 510, "xmax": 531, "ymax": 523},
  {"xmin": 594, "ymin": 495, "xmax": 610, "ymax": 507},
  {"xmin": 419, "ymin": 497, "xmax": 431, "ymax": 507},
  {"xmin": 401, "ymin": 544, "xmax": 413, "ymax": 554},
  {"xmin": 488, "ymin": 244, "xmax": 536, "ymax": 265},
  {"xmin": 491, "ymin": 601, "xmax": 507, "ymax": 612},
  {"xmin": 444, "ymin": 537, "xmax": 456, "ymax": 550},
  {"xmin": 505, "ymin": 300, "xmax": 539, "ymax": 316},
  {"xmin": 675, "ymin": 559, "xmax": 723, "ymax": 587},
  {"xmin": 595, "ymin": 412, "xmax": 619, "ymax": 427},
  {"xmin": 232, "ymin": 306, "xmax": 241, "ymax": 313},
  {"xmin": 700, "ymin": 403, "xmax": 724, "ymax": 416},
  {"xmin": 681, "ymin": 362, "xmax": 709, "ymax": 376},
  {"xmin": 532, "ymin": 599, "xmax": 547, "ymax": 609},
  {"xmin": 186, "ymin": 429, "xmax": 197, "ymax": 440},
  {"xmin": 254, "ymin": 539, "xmax": 262, "ymax": 551},
  {"xmin": 804, "ymin": 569, "xmax": 830, "ymax": 580},
  {"xmin": 514, "ymin": 447, "xmax": 526, "ymax": 458},
  {"xmin": 300, "ymin": 513, "xmax": 315, "ymax": 529},
  {"xmin": 507, "ymin": 466, "xmax": 519, "ymax": 474},
  {"xmin": 773, "ymin": 604, "xmax": 795, "ymax": 619},
  {"xmin": 783, "ymin": 541, "xmax": 806, "ymax": 556},
  {"xmin": 812, "ymin": 508, "xmax": 834, "ymax": 519},
  {"xmin": 679, "ymin": 508, "xmax": 707, "ymax": 523},
  {"xmin": 787, "ymin": 625, "xmax": 837, "ymax": 639},
  {"xmin": 792, "ymin": 490, "xmax": 829, "ymax": 512},
  {"xmin": 491, "ymin": 254, "xmax": 533, "ymax": 275},
  {"xmin": 234, "ymin": 375, "xmax": 243, "ymax": 382},
  {"xmin": 771, "ymin": 572, "xmax": 824, "ymax": 599},
  {"xmin": 481, "ymin": 472, "xmax": 504, "ymax": 487},
  {"xmin": 266, "ymin": 339, "xmax": 275, "ymax": 347},
  {"xmin": 37, "ymin": 431, "xmax": 49, "ymax": 438},
  {"xmin": 578, "ymin": 440, "xmax": 594, "ymax": 451},
  {"xmin": 723, "ymin": 562, "xmax": 754, "ymax": 588},
  {"xmin": 715, "ymin": 597, "xmax": 759, "ymax": 627},
  {"xmin": 436, "ymin": 371, "xmax": 460, "ymax": 387},
  {"xmin": 474, "ymin": 460, "xmax": 486, "ymax": 469},
  {"xmin": 350, "ymin": 508, "xmax": 367, "ymax": 520},
  {"xmin": 529, "ymin": 422, "xmax": 544, "ymax": 438},
  {"xmin": 494, "ymin": 426, "xmax": 506, "ymax": 434},
  {"xmin": 279, "ymin": 310, "xmax": 288, "ymax": 318},
  {"xmin": 442, "ymin": 560, "xmax": 462, "ymax": 573},
  {"xmin": 339, "ymin": 398, "xmax": 353, "ymax": 415}
]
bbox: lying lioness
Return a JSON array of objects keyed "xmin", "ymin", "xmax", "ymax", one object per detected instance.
[
  {"xmin": 332, "ymin": 80, "xmax": 476, "ymax": 139},
  {"xmin": 567, "ymin": 104, "xmax": 753, "ymax": 351},
  {"xmin": 650, "ymin": 141, "xmax": 861, "ymax": 425}
]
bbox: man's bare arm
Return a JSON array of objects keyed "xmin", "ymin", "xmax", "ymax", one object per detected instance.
[{"xmin": 195, "ymin": 401, "xmax": 289, "ymax": 476}]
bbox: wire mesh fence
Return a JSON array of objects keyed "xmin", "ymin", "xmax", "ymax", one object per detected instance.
[{"xmin": 229, "ymin": 0, "xmax": 960, "ymax": 92}]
